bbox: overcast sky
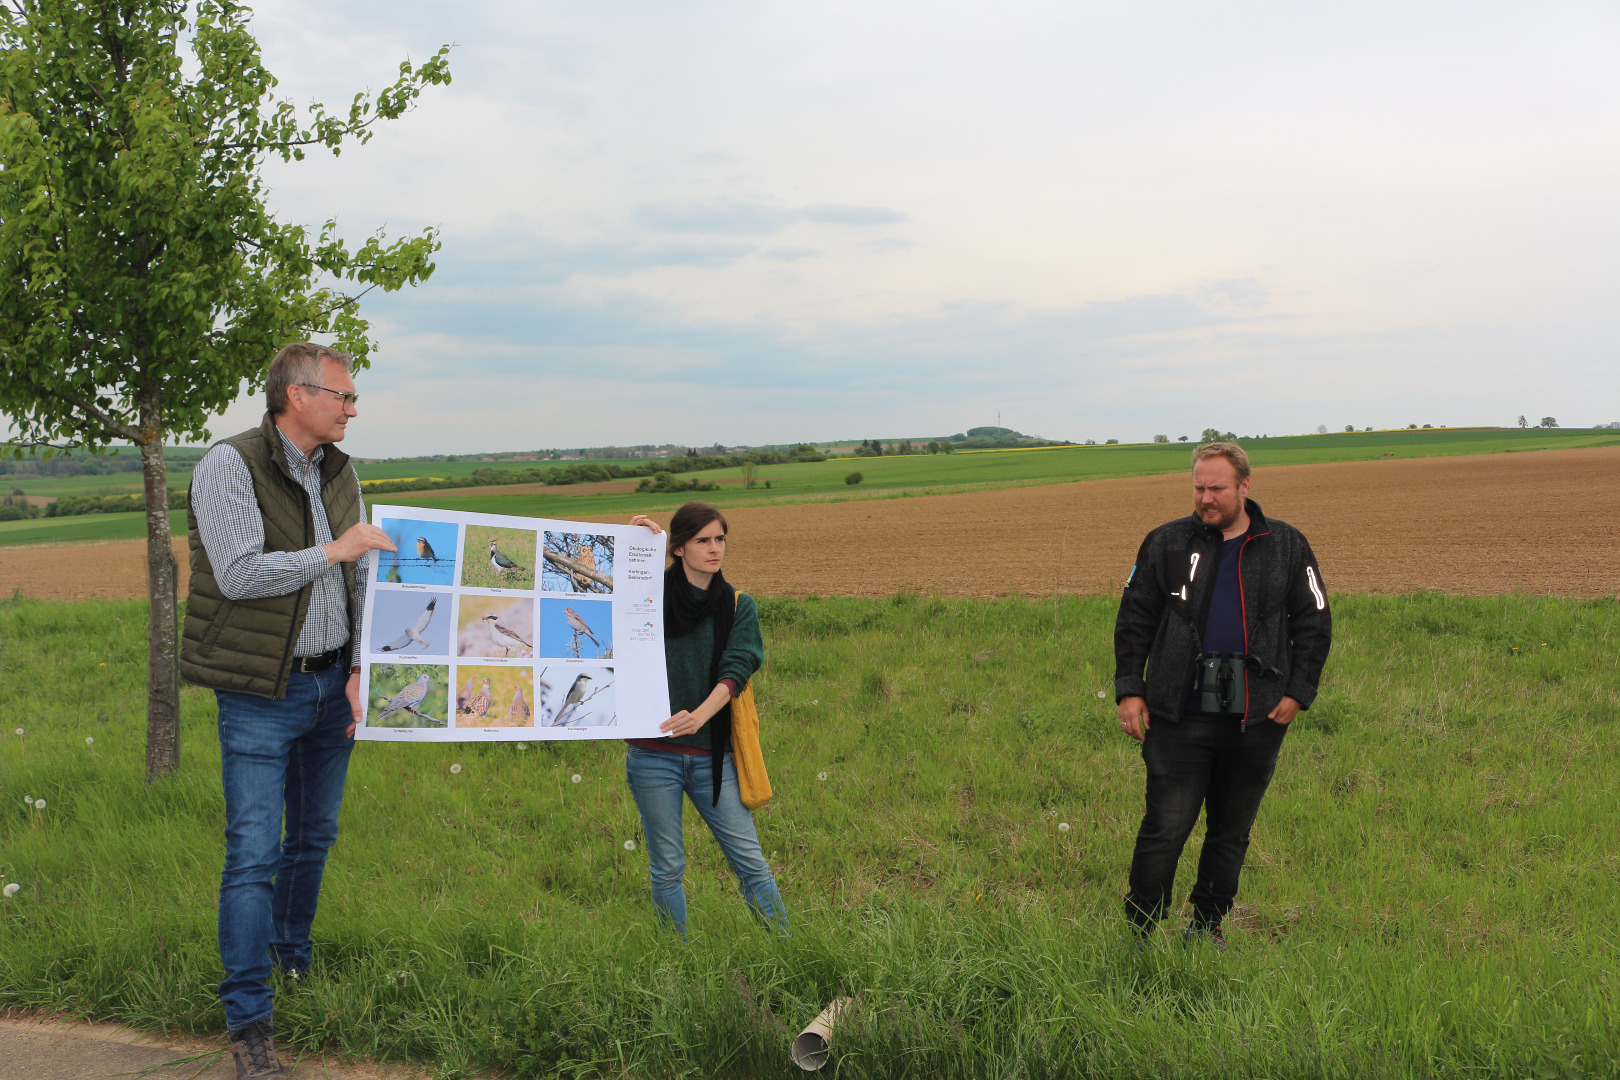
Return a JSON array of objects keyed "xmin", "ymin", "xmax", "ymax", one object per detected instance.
[{"xmin": 58, "ymin": 2, "xmax": 1620, "ymax": 453}]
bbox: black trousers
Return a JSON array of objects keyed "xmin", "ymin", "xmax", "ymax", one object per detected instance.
[{"xmin": 1124, "ymin": 714, "xmax": 1290, "ymax": 930}]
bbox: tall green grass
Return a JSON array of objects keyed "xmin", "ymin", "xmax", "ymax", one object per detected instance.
[{"xmin": 1, "ymin": 593, "xmax": 1616, "ymax": 1078}]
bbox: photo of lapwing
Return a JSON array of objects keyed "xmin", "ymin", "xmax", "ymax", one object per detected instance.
[{"xmin": 460, "ymin": 526, "xmax": 536, "ymax": 589}]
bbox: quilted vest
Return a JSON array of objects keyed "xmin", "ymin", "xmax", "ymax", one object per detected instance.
[{"xmin": 180, "ymin": 412, "xmax": 361, "ymax": 699}]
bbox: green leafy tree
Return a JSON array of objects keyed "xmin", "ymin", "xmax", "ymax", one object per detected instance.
[
  {"xmin": 0, "ymin": 0, "xmax": 450, "ymax": 780},
  {"xmin": 1152, "ymin": 434, "xmax": 1169, "ymax": 443}
]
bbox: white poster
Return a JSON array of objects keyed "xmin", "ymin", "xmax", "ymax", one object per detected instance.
[{"xmin": 355, "ymin": 504, "xmax": 668, "ymax": 742}]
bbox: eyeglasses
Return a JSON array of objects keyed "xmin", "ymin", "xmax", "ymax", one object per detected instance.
[{"xmin": 298, "ymin": 384, "xmax": 360, "ymax": 408}]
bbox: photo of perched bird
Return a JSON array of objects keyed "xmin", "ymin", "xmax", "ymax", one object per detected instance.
[
  {"xmin": 465, "ymin": 677, "xmax": 492, "ymax": 719},
  {"xmin": 488, "ymin": 539, "xmax": 525, "ymax": 579},
  {"xmin": 554, "ymin": 673, "xmax": 593, "ymax": 724},
  {"xmin": 482, "ymin": 613, "xmax": 533, "ymax": 656},
  {"xmin": 563, "ymin": 607, "xmax": 600, "ymax": 646},
  {"xmin": 376, "ymin": 673, "xmax": 433, "ymax": 723},
  {"xmin": 577, "ymin": 545, "xmax": 596, "ymax": 573},
  {"xmin": 417, "ymin": 536, "xmax": 439, "ymax": 565},
  {"xmin": 379, "ymin": 598, "xmax": 436, "ymax": 652},
  {"xmin": 506, "ymin": 686, "xmax": 531, "ymax": 725}
]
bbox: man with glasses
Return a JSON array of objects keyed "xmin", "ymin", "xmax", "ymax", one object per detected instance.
[{"xmin": 182, "ymin": 342, "xmax": 395, "ymax": 1079}]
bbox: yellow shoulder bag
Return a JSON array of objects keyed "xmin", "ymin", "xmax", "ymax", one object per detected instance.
[{"xmin": 730, "ymin": 594, "xmax": 773, "ymax": 809}]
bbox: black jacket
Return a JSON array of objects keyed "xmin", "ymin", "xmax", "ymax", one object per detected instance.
[{"xmin": 1113, "ymin": 498, "xmax": 1331, "ymax": 724}]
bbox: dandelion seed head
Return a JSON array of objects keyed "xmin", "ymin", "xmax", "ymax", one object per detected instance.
[
  {"xmin": 1058, "ymin": 822, "xmax": 1071, "ymax": 833},
  {"xmin": 22, "ymin": 795, "xmax": 31, "ymax": 806},
  {"xmin": 1096, "ymin": 690, "xmax": 1106, "ymax": 699},
  {"xmin": 817, "ymin": 772, "xmax": 827, "ymax": 781},
  {"xmin": 33, "ymin": 799, "xmax": 45, "ymax": 810},
  {"xmin": 13, "ymin": 728, "xmax": 22, "ymax": 736},
  {"xmin": 571, "ymin": 773, "xmax": 582, "ymax": 784},
  {"xmin": 85, "ymin": 737, "xmax": 94, "ymax": 746},
  {"xmin": 517, "ymin": 743, "xmax": 528, "ymax": 750},
  {"xmin": 2, "ymin": 883, "xmax": 18, "ymax": 898},
  {"xmin": 812, "ymin": 699, "xmax": 819, "ymax": 705},
  {"xmin": 623, "ymin": 840, "xmax": 636, "ymax": 851},
  {"xmin": 449, "ymin": 763, "xmax": 462, "ymax": 775}
]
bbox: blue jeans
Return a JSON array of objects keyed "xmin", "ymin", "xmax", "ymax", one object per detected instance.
[
  {"xmin": 215, "ymin": 665, "xmax": 355, "ymax": 1030},
  {"xmin": 624, "ymin": 747, "xmax": 789, "ymax": 937}
]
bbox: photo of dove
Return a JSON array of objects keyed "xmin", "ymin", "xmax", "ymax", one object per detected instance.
[
  {"xmin": 460, "ymin": 526, "xmax": 536, "ymax": 589},
  {"xmin": 371, "ymin": 592, "xmax": 449, "ymax": 655},
  {"xmin": 455, "ymin": 596, "xmax": 535, "ymax": 658},
  {"xmin": 540, "ymin": 667, "xmax": 616, "ymax": 727},
  {"xmin": 375, "ymin": 518, "xmax": 458, "ymax": 585},
  {"xmin": 507, "ymin": 686, "xmax": 531, "ymax": 725},
  {"xmin": 367, "ymin": 664, "xmax": 449, "ymax": 728},
  {"xmin": 539, "ymin": 597, "xmax": 612, "ymax": 659},
  {"xmin": 541, "ymin": 532, "xmax": 615, "ymax": 594}
]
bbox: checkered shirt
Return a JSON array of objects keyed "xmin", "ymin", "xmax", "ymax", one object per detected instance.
[{"xmin": 190, "ymin": 428, "xmax": 367, "ymax": 657}]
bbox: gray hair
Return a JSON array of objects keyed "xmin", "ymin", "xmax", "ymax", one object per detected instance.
[{"xmin": 266, "ymin": 342, "xmax": 353, "ymax": 414}]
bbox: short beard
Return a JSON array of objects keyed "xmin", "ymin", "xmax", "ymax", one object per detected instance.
[{"xmin": 1198, "ymin": 502, "xmax": 1242, "ymax": 532}]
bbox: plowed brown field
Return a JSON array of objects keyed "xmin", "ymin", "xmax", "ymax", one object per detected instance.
[{"xmin": 4, "ymin": 447, "xmax": 1614, "ymax": 601}]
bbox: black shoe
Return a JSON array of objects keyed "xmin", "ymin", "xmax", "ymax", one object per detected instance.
[{"xmin": 230, "ymin": 1019, "xmax": 286, "ymax": 1079}]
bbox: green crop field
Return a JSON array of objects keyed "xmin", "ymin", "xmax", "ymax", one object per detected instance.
[
  {"xmin": 2, "ymin": 427, "xmax": 1615, "ymax": 547},
  {"xmin": 1, "ymin": 593, "xmax": 1615, "ymax": 1078},
  {"xmin": 394, "ymin": 426, "xmax": 1620, "ymax": 521}
]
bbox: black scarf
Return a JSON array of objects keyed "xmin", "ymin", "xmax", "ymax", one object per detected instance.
[{"xmin": 664, "ymin": 562, "xmax": 736, "ymax": 806}]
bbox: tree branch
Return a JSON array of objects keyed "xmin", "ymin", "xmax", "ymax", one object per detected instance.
[{"xmin": 542, "ymin": 549, "xmax": 614, "ymax": 590}]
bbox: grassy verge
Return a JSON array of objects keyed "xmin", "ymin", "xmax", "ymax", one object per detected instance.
[{"xmin": 1, "ymin": 593, "xmax": 1617, "ymax": 1078}]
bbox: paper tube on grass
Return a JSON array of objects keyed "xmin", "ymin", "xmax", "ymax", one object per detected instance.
[{"xmin": 792, "ymin": 997, "xmax": 854, "ymax": 1071}]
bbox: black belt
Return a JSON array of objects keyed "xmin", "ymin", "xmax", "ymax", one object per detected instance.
[{"xmin": 292, "ymin": 647, "xmax": 346, "ymax": 673}]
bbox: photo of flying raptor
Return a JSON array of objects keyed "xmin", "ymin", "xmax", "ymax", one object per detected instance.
[
  {"xmin": 374, "ymin": 517, "xmax": 458, "ymax": 585},
  {"xmin": 539, "ymin": 597, "xmax": 612, "ymax": 659},
  {"xmin": 455, "ymin": 596, "xmax": 536, "ymax": 658},
  {"xmin": 460, "ymin": 525, "xmax": 536, "ymax": 590},
  {"xmin": 370, "ymin": 591, "xmax": 450, "ymax": 656},
  {"xmin": 541, "ymin": 532, "xmax": 615, "ymax": 594},
  {"xmin": 367, "ymin": 664, "xmax": 450, "ymax": 728}
]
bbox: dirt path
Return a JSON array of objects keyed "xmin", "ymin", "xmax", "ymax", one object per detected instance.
[{"xmin": 3, "ymin": 447, "xmax": 1614, "ymax": 601}]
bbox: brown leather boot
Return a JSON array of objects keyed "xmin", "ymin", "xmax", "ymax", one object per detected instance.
[{"xmin": 229, "ymin": 1018, "xmax": 286, "ymax": 1079}]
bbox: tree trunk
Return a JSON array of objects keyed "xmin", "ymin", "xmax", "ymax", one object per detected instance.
[{"xmin": 139, "ymin": 385, "xmax": 181, "ymax": 781}]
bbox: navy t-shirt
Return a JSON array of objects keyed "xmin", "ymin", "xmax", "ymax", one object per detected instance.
[{"xmin": 1187, "ymin": 533, "xmax": 1248, "ymax": 714}]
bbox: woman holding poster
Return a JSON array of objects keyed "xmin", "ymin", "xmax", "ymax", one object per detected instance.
[{"xmin": 625, "ymin": 503, "xmax": 788, "ymax": 937}]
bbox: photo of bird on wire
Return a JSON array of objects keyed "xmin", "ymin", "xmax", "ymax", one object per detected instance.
[
  {"xmin": 541, "ymin": 532, "xmax": 615, "ymax": 594},
  {"xmin": 369, "ymin": 590, "xmax": 450, "ymax": 656},
  {"xmin": 456, "ymin": 596, "xmax": 536, "ymax": 658},
  {"xmin": 537, "ymin": 666, "xmax": 616, "ymax": 727},
  {"xmin": 452, "ymin": 668, "xmax": 535, "ymax": 728},
  {"xmin": 539, "ymin": 597, "xmax": 612, "ymax": 659},
  {"xmin": 367, "ymin": 664, "xmax": 449, "ymax": 728},
  {"xmin": 460, "ymin": 525, "xmax": 537, "ymax": 590},
  {"xmin": 374, "ymin": 518, "xmax": 459, "ymax": 585}
]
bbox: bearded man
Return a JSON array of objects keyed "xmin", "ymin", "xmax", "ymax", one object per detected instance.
[{"xmin": 1113, "ymin": 441, "xmax": 1332, "ymax": 946}]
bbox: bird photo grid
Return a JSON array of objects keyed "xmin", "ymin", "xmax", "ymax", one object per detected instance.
[{"xmin": 358, "ymin": 505, "xmax": 670, "ymax": 743}]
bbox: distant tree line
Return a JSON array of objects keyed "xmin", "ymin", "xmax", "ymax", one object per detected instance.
[{"xmin": 357, "ymin": 445, "xmax": 826, "ymax": 496}]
